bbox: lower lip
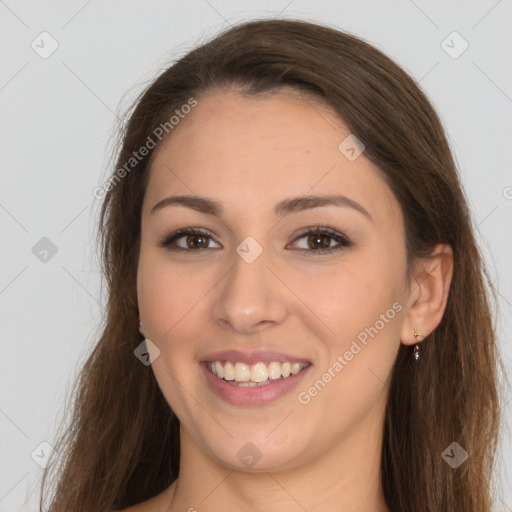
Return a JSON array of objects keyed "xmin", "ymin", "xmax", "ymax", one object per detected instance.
[{"xmin": 200, "ymin": 362, "xmax": 311, "ymax": 406}]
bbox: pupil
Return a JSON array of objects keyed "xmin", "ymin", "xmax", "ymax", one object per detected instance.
[{"xmin": 309, "ymin": 234, "xmax": 330, "ymax": 249}]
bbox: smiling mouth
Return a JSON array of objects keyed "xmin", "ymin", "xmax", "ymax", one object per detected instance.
[{"xmin": 205, "ymin": 360, "xmax": 311, "ymax": 387}]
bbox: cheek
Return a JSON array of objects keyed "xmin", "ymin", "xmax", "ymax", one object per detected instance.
[
  {"xmin": 294, "ymin": 262, "xmax": 404, "ymax": 432},
  {"xmin": 137, "ymin": 255, "xmax": 207, "ymax": 416},
  {"xmin": 137, "ymin": 252, "xmax": 214, "ymax": 363},
  {"xmin": 138, "ymin": 251, "xmax": 193, "ymax": 321},
  {"xmin": 292, "ymin": 252, "xmax": 406, "ymax": 415},
  {"xmin": 293, "ymin": 258, "xmax": 402, "ymax": 345}
]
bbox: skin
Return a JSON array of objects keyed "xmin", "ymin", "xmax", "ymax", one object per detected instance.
[{"xmin": 129, "ymin": 88, "xmax": 453, "ymax": 512}]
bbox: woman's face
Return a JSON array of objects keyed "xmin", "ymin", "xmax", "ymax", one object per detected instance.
[{"xmin": 137, "ymin": 88, "xmax": 410, "ymax": 472}]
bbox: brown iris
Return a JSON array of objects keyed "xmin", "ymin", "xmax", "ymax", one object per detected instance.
[
  {"xmin": 186, "ymin": 234, "xmax": 209, "ymax": 249},
  {"xmin": 307, "ymin": 233, "xmax": 331, "ymax": 250}
]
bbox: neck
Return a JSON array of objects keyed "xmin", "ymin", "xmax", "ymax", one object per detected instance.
[{"xmin": 166, "ymin": 412, "xmax": 390, "ymax": 512}]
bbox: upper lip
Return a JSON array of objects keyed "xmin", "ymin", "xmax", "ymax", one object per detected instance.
[{"xmin": 201, "ymin": 349, "xmax": 311, "ymax": 365}]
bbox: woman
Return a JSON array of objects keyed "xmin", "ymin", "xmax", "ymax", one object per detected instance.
[{"xmin": 40, "ymin": 18, "xmax": 502, "ymax": 512}]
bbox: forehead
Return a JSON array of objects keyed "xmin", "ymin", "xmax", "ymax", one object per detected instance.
[{"xmin": 145, "ymin": 89, "xmax": 401, "ymax": 228}]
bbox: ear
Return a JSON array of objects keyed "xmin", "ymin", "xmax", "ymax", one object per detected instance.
[{"xmin": 400, "ymin": 244, "xmax": 453, "ymax": 346}]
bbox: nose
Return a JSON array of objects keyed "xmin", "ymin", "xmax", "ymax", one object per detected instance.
[{"xmin": 210, "ymin": 246, "xmax": 289, "ymax": 334}]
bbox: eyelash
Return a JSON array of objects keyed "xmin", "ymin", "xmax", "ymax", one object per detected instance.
[{"xmin": 158, "ymin": 226, "xmax": 352, "ymax": 256}]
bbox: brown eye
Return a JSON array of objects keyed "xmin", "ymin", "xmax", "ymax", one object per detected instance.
[
  {"xmin": 307, "ymin": 233, "xmax": 332, "ymax": 250},
  {"xmin": 159, "ymin": 228, "xmax": 221, "ymax": 251},
  {"xmin": 289, "ymin": 227, "xmax": 352, "ymax": 256},
  {"xmin": 185, "ymin": 234, "xmax": 210, "ymax": 249}
]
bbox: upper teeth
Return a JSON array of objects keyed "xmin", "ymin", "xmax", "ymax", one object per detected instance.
[{"xmin": 209, "ymin": 361, "xmax": 308, "ymax": 383}]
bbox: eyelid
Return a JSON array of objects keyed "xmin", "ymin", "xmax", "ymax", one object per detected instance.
[{"xmin": 291, "ymin": 225, "xmax": 348, "ymax": 240}]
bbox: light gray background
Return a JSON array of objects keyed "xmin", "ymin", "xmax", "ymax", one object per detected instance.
[{"xmin": 1, "ymin": 1, "xmax": 511, "ymax": 510}]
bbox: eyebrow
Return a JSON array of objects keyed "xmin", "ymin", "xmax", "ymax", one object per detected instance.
[{"xmin": 150, "ymin": 194, "xmax": 372, "ymax": 221}]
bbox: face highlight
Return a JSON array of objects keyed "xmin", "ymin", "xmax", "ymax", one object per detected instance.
[{"xmin": 136, "ymin": 88, "xmax": 410, "ymax": 473}]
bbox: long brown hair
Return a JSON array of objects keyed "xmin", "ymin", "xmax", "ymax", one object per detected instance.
[{"xmin": 40, "ymin": 18, "xmax": 503, "ymax": 511}]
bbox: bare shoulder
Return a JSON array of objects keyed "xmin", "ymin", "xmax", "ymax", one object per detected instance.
[{"xmin": 113, "ymin": 483, "xmax": 175, "ymax": 512}]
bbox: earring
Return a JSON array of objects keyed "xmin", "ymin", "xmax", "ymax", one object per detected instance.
[
  {"xmin": 139, "ymin": 320, "xmax": 145, "ymax": 337},
  {"xmin": 413, "ymin": 328, "xmax": 423, "ymax": 361}
]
